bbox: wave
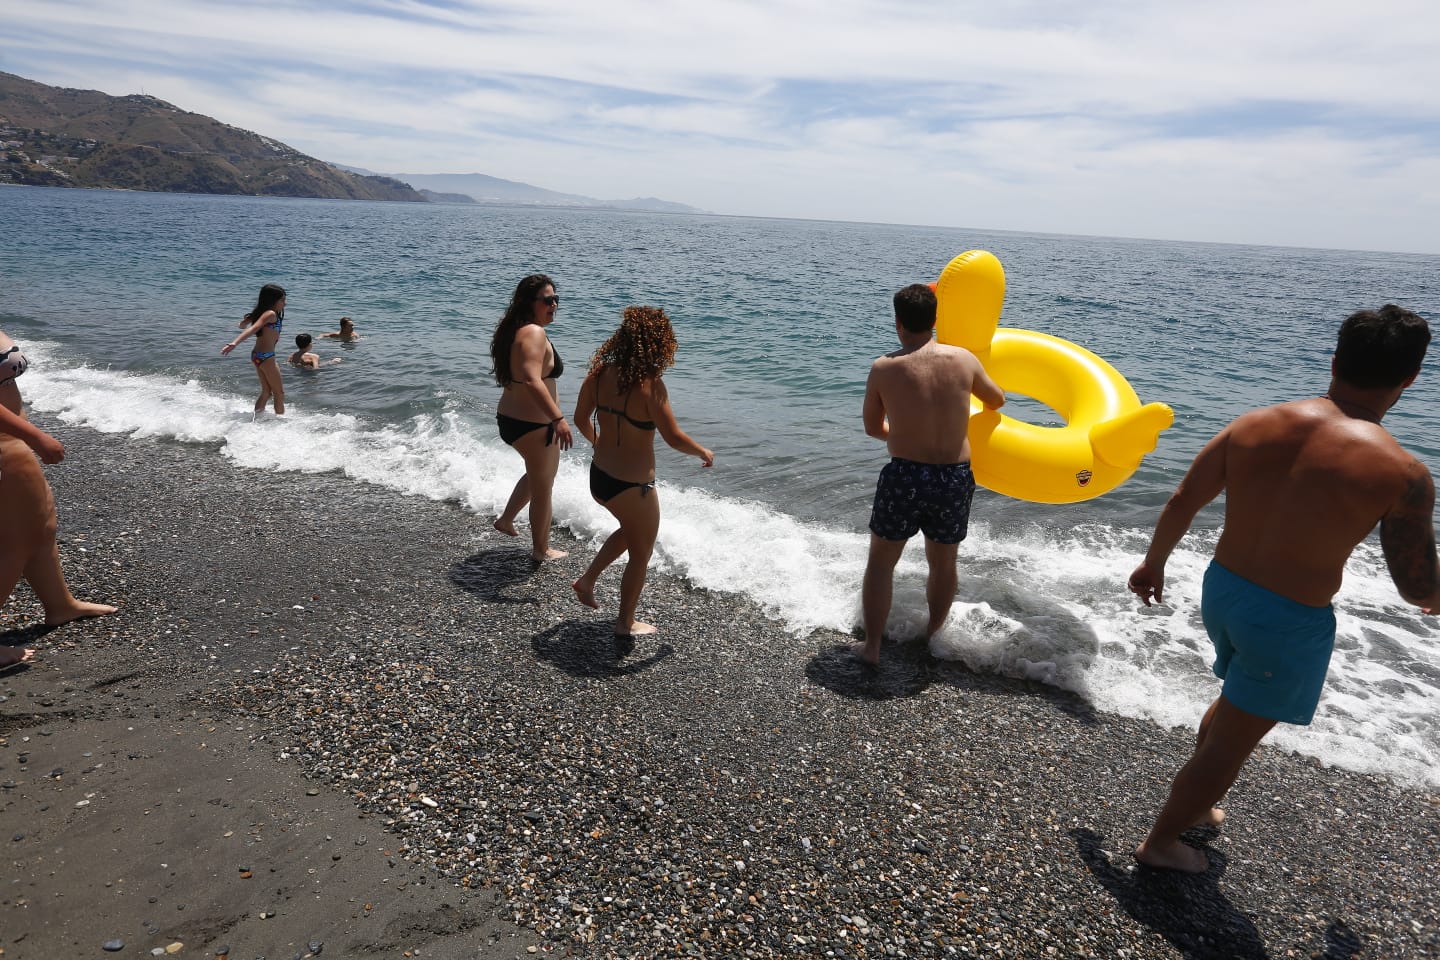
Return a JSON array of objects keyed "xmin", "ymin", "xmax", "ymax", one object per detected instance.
[{"xmin": 21, "ymin": 344, "xmax": 1440, "ymax": 789}]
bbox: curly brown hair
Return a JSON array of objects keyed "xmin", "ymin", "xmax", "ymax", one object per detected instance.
[{"xmin": 588, "ymin": 305, "xmax": 677, "ymax": 392}]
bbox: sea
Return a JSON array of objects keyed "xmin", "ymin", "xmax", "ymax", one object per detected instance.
[{"xmin": 3, "ymin": 185, "xmax": 1439, "ymax": 788}]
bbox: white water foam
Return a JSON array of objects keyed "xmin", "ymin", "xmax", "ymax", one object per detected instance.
[{"xmin": 21, "ymin": 347, "xmax": 1440, "ymax": 788}]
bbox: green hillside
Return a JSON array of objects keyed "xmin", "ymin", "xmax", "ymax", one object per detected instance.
[{"xmin": 0, "ymin": 72, "xmax": 423, "ymax": 202}]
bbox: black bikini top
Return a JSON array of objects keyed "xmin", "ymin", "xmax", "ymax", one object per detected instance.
[
  {"xmin": 597, "ymin": 384, "xmax": 656, "ymax": 443},
  {"xmin": 545, "ymin": 340, "xmax": 564, "ymax": 380}
]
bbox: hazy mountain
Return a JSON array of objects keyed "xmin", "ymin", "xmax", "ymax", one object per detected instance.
[
  {"xmin": 0, "ymin": 72, "xmax": 423, "ymax": 202},
  {"xmin": 339, "ymin": 165, "xmax": 706, "ymax": 214}
]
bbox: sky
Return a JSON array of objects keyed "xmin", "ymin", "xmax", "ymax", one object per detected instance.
[{"xmin": 4, "ymin": 0, "xmax": 1440, "ymax": 254}]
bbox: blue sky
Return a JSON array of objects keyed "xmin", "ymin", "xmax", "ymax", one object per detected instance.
[{"xmin": 4, "ymin": 0, "xmax": 1440, "ymax": 253}]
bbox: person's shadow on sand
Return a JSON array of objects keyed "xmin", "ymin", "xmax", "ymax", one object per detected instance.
[
  {"xmin": 531, "ymin": 620, "xmax": 674, "ymax": 679},
  {"xmin": 804, "ymin": 640, "xmax": 932, "ymax": 701},
  {"xmin": 448, "ymin": 549, "xmax": 542, "ymax": 604},
  {"xmin": 1311, "ymin": 920, "xmax": 1364, "ymax": 960},
  {"xmin": 1070, "ymin": 827, "xmax": 1269, "ymax": 959}
]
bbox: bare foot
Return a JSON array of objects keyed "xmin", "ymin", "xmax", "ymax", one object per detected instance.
[
  {"xmin": 616, "ymin": 621, "xmax": 657, "ymax": 637},
  {"xmin": 1193, "ymin": 807, "xmax": 1225, "ymax": 829},
  {"xmin": 572, "ymin": 580, "xmax": 600, "ymax": 609},
  {"xmin": 531, "ymin": 547, "xmax": 568, "ymax": 563},
  {"xmin": 44, "ymin": 601, "xmax": 118, "ymax": 627},
  {"xmin": 0, "ymin": 647, "xmax": 35, "ymax": 669},
  {"xmin": 1134, "ymin": 839, "xmax": 1209, "ymax": 873},
  {"xmin": 848, "ymin": 640, "xmax": 880, "ymax": 667},
  {"xmin": 493, "ymin": 517, "xmax": 519, "ymax": 537}
]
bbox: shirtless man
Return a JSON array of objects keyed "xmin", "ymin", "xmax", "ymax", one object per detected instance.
[
  {"xmin": 1128, "ymin": 303, "xmax": 1440, "ymax": 872},
  {"xmin": 857, "ymin": 283, "xmax": 1005, "ymax": 666},
  {"xmin": 320, "ymin": 317, "xmax": 360, "ymax": 341}
]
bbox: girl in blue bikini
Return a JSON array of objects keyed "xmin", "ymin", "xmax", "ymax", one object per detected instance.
[
  {"xmin": 221, "ymin": 283, "xmax": 287, "ymax": 417},
  {"xmin": 571, "ymin": 306, "xmax": 713, "ymax": 639}
]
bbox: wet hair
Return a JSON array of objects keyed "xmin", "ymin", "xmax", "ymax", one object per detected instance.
[
  {"xmin": 893, "ymin": 284, "xmax": 937, "ymax": 333},
  {"xmin": 244, "ymin": 283, "xmax": 286, "ymax": 323},
  {"xmin": 338, "ymin": 316, "xmax": 354, "ymax": 331},
  {"xmin": 587, "ymin": 305, "xmax": 678, "ymax": 392},
  {"xmin": 1334, "ymin": 304, "xmax": 1430, "ymax": 389},
  {"xmin": 295, "ymin": 333, "xmax": 313, "ymax": 350},
  {"xmin": 490, "ymin": 274, "xmax": 555, "ymax": 386}
]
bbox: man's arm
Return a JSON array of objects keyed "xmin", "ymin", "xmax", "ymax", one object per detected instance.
[
  {"xmin": 970, "ymin": 359, "xmax": 1005, "ymax": 411},
  {"xmin": 862, "ymin": 362, "xmax": 888, "ymax": 441},
  {"xmin": 1128, "ymin": 425, "xmax": 1230, "ymax": 606},
  {"xmin": 1379, "ymin": 461, "xmax": 1440, "ymax": 609}
]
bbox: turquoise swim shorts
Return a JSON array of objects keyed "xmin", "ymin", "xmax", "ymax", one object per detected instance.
[{"xmin": 1201, "ymin": 561, "xmax": 1336, "ymax": 726}]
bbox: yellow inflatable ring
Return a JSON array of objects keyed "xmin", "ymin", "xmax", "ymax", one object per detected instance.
[{"xmin": 934, "ymin": 250, "xmax": 1173, "ymax": 504}]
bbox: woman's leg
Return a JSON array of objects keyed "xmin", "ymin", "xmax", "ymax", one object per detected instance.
[
  {"xmin": 494, "ymin": 474, "xmax": 529, "ymax": 536},
  {"xmin": 511, "ymin": 428, "xmax": 564, "ymax": 561},
  {"xmin": 0, "ymin": 445, "xmax": 115, "ymax": 627},
  {"xmin": 604, "ymin": 487, "xmax": 660, "ymax": 635},
  {"xmin": 256, "ymin": 360, "xmax": 285, "ymax": 415},
  {"xmin": 572, "ymin": 527, "xmax": 629, "ymax": 609}
]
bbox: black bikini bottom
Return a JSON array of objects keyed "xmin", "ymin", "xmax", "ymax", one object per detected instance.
[
  {"xmin": 590, "ymin": 462, "xmax": 655, "ymax": 504},
  {"xmin": 497, "ymin": 413, "xmax": 555, "ymax": 446}
]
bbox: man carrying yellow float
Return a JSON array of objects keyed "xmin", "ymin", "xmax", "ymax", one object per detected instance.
[{"xmin": 856, "ymin": 284, "xmax": 1005, "ymax": 667}]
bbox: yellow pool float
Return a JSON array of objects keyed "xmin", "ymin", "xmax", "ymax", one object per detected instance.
[{"xmin": 934, "ymin": 250, "xmax": 1173, "ymax": 504}]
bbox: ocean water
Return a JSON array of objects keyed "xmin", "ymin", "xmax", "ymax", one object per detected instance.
[{"xmin": 3, "ymin": 185, "xmax": 1439, "ymax": 787}]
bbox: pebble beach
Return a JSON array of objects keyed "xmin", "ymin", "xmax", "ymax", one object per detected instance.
[{"xmin": 3, "ymin": 427, "xmax": 1439, "ymax": 960}]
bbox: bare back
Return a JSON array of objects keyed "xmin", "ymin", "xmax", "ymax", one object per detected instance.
[
  {"xmin": 1214, "ymin": 398, "xmax": 1428, "ymax": 605},
  {"xmin": 590, "ymin": 366, "xmax": 659, "ymax": 483},
  {"xmin": 864, "ymin": 340, "xmax": 1001, "ymax": 464}
]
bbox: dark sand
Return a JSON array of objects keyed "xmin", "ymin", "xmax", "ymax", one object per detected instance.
[{"xmin": 2, "ymin": 428, "xmax": 1438, "ymax": 960}]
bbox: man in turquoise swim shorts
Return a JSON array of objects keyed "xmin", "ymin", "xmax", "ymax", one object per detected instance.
[
  {"xmin": 1127, "ymin": 304, "xmax": 1440, "ymax": 873},
  {"xmin": 856, "ymin": 284, "xmax": 1005, "ymax": 667}
]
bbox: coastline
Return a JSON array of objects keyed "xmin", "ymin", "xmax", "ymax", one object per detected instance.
[{"xmin": 3, "ymin": 427, "xmax": 1438, "ymax": 959}]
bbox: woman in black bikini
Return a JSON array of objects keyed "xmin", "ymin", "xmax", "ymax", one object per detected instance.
[
  {"xmin": 1, "ymin": 327, "xmax": 117, "ymax": 667},
  {"xmin": 491, "ymin": 274, "xmax": 574, "ymax": 562},
  {"xmin": 221, "ymin": 283, "xmax": 287, "ymax": 418},
  {"xmin": 571, "ymin": 306, "xmax": 713, "ymax": 638}
]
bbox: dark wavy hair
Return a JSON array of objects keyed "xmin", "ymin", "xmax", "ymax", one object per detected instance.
[
  {"xmin": 244, "ymin": 283, "xmax": 286, "ymax": 323},
  {"xmin": 587, "ymin": 306, "xmax": 677, "ymax": 392},
  {"xmin": 490, "ymin": 274, "xmax": 554, "ymax": 386},
  {"xmin": 1334, "ymin": 304, "xmax": 1430, "ymax": 389}
]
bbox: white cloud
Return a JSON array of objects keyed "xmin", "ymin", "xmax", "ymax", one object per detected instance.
[{"xmin": 3, "ymin": 0, "xmax": 1440, "ymax": 251}]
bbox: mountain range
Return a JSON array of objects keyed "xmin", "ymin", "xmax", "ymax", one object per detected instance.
[
  {"xmin": 0, "ymin": 71, "xmax": 703, "ymax": 213},
  {"xmin": 0, "ymin": 71, "xmax": 420, "ymax": 201}
]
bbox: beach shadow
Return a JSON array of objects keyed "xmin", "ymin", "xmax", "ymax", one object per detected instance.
[
  {"xmin": 447, "ymin": 549, "xmax": 540, "ymax": 605},
  {"xmin": 1070, "ymin": 827, "xmax": 1269, "ymax": 959},
  {"xmin": 531, "ymin": 620, "xmax": 674, "ymax": 679},
  {"xmin": 0, "ymin": 623, "xmax": 55, "ymax": 645},
  {"xmin": 1311, "ymin": 920, "xmax": 1364, "ymax": 959},
  {"xmin": 804, "ymin": 640, "xmax": 932, "ymax": 701}
]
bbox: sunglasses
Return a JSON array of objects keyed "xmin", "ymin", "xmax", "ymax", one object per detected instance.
[{"xmin": 536, "ymin": 295, "xmax": 560, "ymax": 306}]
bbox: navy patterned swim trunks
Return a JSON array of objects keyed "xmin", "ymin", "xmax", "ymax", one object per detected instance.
[{"xmin": 869, "ymin": 458, "xmax": 975, "ymax": 544}]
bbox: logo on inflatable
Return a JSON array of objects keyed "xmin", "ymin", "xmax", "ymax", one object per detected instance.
[{"xmin": 1075, "ymin": 470, "xmax": 1093, "ymax": 487}]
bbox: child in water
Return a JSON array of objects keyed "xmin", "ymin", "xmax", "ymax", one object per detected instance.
[{"xmin": 288, "ymin": 333, "xmax": 342, "ymax": 369}]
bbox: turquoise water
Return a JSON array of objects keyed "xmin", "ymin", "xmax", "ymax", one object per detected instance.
[{"xmin": 4, "ymin": 185, "xmax": 1440, "ymax": 786}]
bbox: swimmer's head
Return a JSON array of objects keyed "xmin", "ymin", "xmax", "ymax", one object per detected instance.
[
  {"xmin": 339, "ymin": 317, "xmax": 354, "ymax": 333},
  {"xmin": 295, "ymin": 333, "xmax": 313, "ymax": 350}
]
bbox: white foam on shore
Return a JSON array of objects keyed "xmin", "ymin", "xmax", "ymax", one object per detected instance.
[{"xmin": 22, "ymin": 349, "xmax": 1440, "ymax": 788}]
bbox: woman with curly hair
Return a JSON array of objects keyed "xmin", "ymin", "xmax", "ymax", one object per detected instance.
[
  {"xmin": 490, "ymin": 274, "xmax": 574, "ymax": 562},
  {"xmin": 571, "ymin": 306, "xmax": 713, "ymax": 638}
]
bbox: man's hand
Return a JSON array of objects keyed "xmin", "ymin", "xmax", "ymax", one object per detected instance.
[{"xmin": 1128, "ymin": 560, "xmax": 1164, "ymax": 607}]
